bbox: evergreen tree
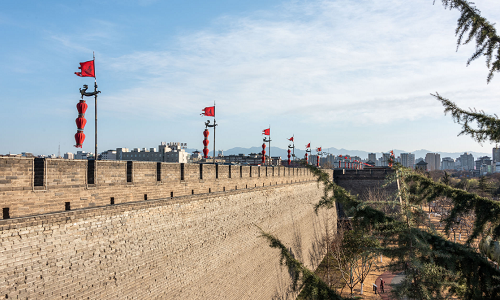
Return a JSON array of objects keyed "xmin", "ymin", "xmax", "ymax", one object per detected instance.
[{"xmin": 260, "ymin": 1, "xmax": 500, "ymax": 299}]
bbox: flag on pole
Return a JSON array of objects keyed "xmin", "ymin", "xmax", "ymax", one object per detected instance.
[
  {"xmin": 316, "ymin": 147, "xmax": 322, "ymax": 152},
  {"xmin": 305, "ymin": 143, "xmax": 310, "ymax": 148},
  {"xmin": 75, "ymin": 60, "xmax": 95, "ymax": 77},
  {"xmin": 201, "ymin": 106, "xmax": 215, "ymax": 117},
  {"xmin": 262, "ymin": 128, "xmax": 270, "ymax": 135},
  {"xmin": 288, "ymin": 137, "xmax": 294, "ymax": 142}
]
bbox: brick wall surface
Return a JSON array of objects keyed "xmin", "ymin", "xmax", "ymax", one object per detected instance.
[
  {"xmin": 0, "ymin": 181, "xmax": 335, "ymax": 300},
  {"xmin": 0, "ymin": 158, "xmax": 315, "ymax": 219},
  {"xmin": 333, "ymin": 169, "xmax": 397, "ymax": 198}
]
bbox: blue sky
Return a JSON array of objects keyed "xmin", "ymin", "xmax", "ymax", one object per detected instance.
[{"xmin": 1, "ymin": 0, "xmax": 500, "ymax": 156}]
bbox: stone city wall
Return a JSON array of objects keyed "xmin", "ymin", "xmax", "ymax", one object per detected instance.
[
  {"xmin": 0, "ymin": 181, "xmax": 335, "ymax": 300},
  {"xmin": 0, "ymin": 157, "xmax": 318, "ymax": 219}
]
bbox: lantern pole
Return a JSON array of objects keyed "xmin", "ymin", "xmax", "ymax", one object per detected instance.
[
  {"xmin": 204, "ymin": 102, "xmax": 217, "ymax": 164},
  {"xmin": 263, "ymin": 129, "xmax": 271, "ymax": 165},
  {"xmin": 94, "ymin": 52, "xmax": 98, "ymax": 159}
]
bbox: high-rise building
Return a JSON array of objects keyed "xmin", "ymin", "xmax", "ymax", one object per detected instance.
[
  {"xmin": 381, "ymin": 153, "xmax": 390, "ymax": 167},
  {"xmin": 475, "ymin": 156, "xmax": 492, "ymax": 173},
  {"xmin": 425, "ymin": 153, "xmax": 441, "ymax": 171},
  {"xmin": 400, "ymin": 153, "xmax": 415, "ymax": 169},
  {"xmin": 441, "ymin": 157, "xmax": 455, "ymax": 170},
  {"xmin": 368, "ymin": 153, "xmax": 376, "ymax": 162},
  {"xmin": 459, "ymin": 152, "xmax": 474, "ymax": 170},
  {"xmin": 493, "ymin": 147, "xmax": 500, "ymax": 163},
  {"xmin": 63, "ymin": 152, "xmax": 74, "ymax": 159}
]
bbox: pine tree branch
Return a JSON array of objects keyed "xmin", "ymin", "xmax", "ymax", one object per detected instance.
[
  {"xmin": 407, "ymin": 172, "xmax": 500, "ymax": 243},
  {"xmin": 306, "ymin": 165, "xmax": 500, "ymax": 298},
  {"xmin": 433, "ymin": 93, "xmax": 500, "ymax": 144},
  {"xmin": 257, "ymin": 226, "xmax": 344, "ymax": 300},
  {"xmin": 437, "ymin": 0, "xmax": 500, "ymax": 82}
]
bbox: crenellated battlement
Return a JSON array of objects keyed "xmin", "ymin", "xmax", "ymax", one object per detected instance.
[{"xmin": 0, "ymin": 157, "xmax": 319, "ymax": 219}]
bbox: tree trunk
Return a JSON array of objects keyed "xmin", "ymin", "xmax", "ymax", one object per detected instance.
[{"xmin": 360, "ymin": 282, "xmax": 364, "ymax": 295}]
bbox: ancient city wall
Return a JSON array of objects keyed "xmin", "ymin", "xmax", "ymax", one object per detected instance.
[
  {"xmin": 0, "ymin": 181, "xmax": 335, "ymax": 300},
  {"xmin": 0, "ymin": 157, "xmax": 315, "ymax": 219},
  {"xmin": 333, "ymin": 168, "xmax": 397, "ymax": 199}
]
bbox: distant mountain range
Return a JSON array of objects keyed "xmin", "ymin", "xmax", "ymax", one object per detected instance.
[{"xmin": 187, "ymin": 147, "xmax": 491, "ymax": 160}]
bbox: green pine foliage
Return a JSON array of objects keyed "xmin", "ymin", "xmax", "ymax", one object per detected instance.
[
  {"xmin": 310, "ymin": 164, "xmax": 500, "ymax": 299},
  {"xmin": 259, "ymin": 2, "xmax": 500, "ymax": 299},
  {"xmin": 257, "ymin": 226, "xmax": 344, "ymax": 300},
  {"xmin": 437, "ymin": 0, "xmax": 500, "ymax": 83}
]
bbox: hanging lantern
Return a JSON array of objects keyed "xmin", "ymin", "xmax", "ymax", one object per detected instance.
[
  {"xmin": 287, "ymin": 149, "xmax": 291, "ymax": 166},
  {"xmin": 261, "ymin": 143, "xmax": 266, "ymax": 164},
  {"xmin": 317, "ymin": 155, "xmax": 320, "ymax": 167},
  {"xmin": 75, "ymin": 117, "xmax": 87, "ymax": 130},
  {"xmin": 77, "ymin": 100, "xmax": 88, "ymax": 115},
  {"xmin": 203, "ymin": 129, "xmax": 209, "ymax": 158},
  {"xmin": 74, "ymin": 100, "xmax": 88, "ymax": 148},
  {"xmin": 75, "ymin": 131, "xmax": 85, "ymax": 148},
  {"xmin": 305, "ymin": 153, "xmax": 308, "ymax": 164}
]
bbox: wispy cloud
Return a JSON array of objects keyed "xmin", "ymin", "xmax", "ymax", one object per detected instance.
[{"xmin": 100, "ymin": 0, "xmax": 500, "ymax": 128}]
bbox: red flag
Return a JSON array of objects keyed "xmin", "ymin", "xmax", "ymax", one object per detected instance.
[
  {"xmin": 316, "ymin": 147, "xmax": 322, "ymax": 152},
  {"xmin": 305, "ymin": 143, "xmax": 310, "ymax": 148},
  {"xmin": 75, "ymin": 60, "xmax": 95, "ymax": 77},
  {"xmin": 262, "ymin": 128, "xmax": 270, "ymax": 135},
  {"xmin": 288, "ymin": 137, "xmax": 294, "ymax": 142},
  {"xmin": 201, "ymin": 106, "xmax": 215, "ymax": 117}
]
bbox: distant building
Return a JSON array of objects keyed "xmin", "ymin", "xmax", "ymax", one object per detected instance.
[
  {"xmin": 116, "ymin": 142, "xmax": 189, "ymax": 163},
  {"xmin": 476, "ymin": 156, "xmax": 493, "ymax": 175},
  {"xmin": 75, "ymin": 151, "xmax": 94, "ymax": 160},
  {"xmin": 441, "ymin": 157, "xmax": 455, "ymax": 170},
  {"xmin": 495, "ymin": 162, "xmax": 500, "ymax": 173},
  {"xmin": 381, "ymin": 153, "xmax": 391, "ymax": 167},
  {"xmin": 221, "ymin": 153, "xmax": 281, "ymax": 166},
  {"xmin": 63, "ymin": 152, "xmax": 74, "ymax": 159},
  {"xmin": 459, "ymin": 152, "xmax": 474, "ymax": 171},
  {"xmin": 415, "ymin": 160, "xmax": 428, "ymax": 171},
  {"xmin": 368, "ymin": 153, "xmax": 376, "ymax": 162},
  {"xmin": 100, "ymin": 150, "xmax": 116, "ymax": 160},
  {"xmin": 400, "ymin": 153, "xmax": 415, "ymax": 169},
  {"xmin": 493, "ymin": 147, "xmax": 500, "ymax": 163},
  {"xmin": 425, "ymin": 153, "xmax": 440, "ymax": 171}
]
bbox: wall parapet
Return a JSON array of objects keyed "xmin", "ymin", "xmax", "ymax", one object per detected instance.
[{"xmin": 0, "ymin": 157, "xmax": 315, "ymax": 219}]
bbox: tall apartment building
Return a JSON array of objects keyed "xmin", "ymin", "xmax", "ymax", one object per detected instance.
[
  {"xmin": 493, "ymin": 147, "xmax": 500, "ymax": 163},
  {"xmin": 425, "ymin": 153, "xmax": 441, "ymax": 171},
  {"xmin": 400, "ymin": 153, "xmax": 415, "ymax": 169},
  {"xmin": 381, "ymin": 153, "xmax": 391, "ymax": 167},
  {"xmin": 368, "ymin": 153, "xmax": 376, "ymax": 163},
  {"xmin": 475, "ymin": 156, "xmax": 492, "ymax": 173},
  {"xmin": 441, "ymin": 157, "xmax": 455, "ymax": 170},
  {"xmin": 459, "ymin": 152, "xmax": 474, "ymax": 170}
]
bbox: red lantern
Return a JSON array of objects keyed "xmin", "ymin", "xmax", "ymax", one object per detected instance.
[
  {"xmin": 203, "ymin": 148, "xmax": 209, "ymax": 158},
  {"xmin": 203, "ymin": 129, "xmax": 209, "ymax": 158},
  {"xmin": 77, "ymin": 100, "xmax": 88, "ymax": 115},
  {"xmin": 75, "ymin": 131, "xmax": 85, "ymax": 148},
  {"xmin": 287, "ymin": 149, "xmax": 291, "ymax": 166},
  {"xmin": 203, "ymin": 129, "xmax": 209, "ymax": 138},
  {"xmin": 75, "ymin": 117, "xmax": 87, "ymax": 130},
  {"xmin": 203, "ymin": 139, "xmax": 209, "ymax": 147},
  {"xmin": 305, "ymin": 153, "xmax": 308, "ymax": 164},
  {"xmin": 262, "ymin": 143, "xmax": 266, "ymax": 164},
  {"xmin": 317, "ymin": 156, "xmax": 320, "ymax": 167},
  {"xmin": 74, "ymin": 100, "xmax": 88, "ymax": 148}
]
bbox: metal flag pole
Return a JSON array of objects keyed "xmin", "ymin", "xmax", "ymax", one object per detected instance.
[
  {"xmin": 93, "ymin": 52, "xmax": 98, "ymax": 159},
  {"xmin": 213, "ymin": 101, "xmax": 216, "ymax": 164},
  {"xmin": 268, "ymin": 125, "xmax": 271, "ymax": 166}
]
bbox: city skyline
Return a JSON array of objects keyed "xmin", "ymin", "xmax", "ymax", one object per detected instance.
[{"xmin": 2, "ymin": 0, "xmax": 500, "ymax": 156}]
